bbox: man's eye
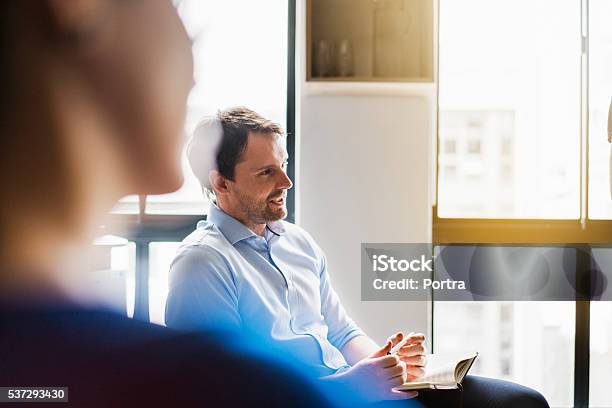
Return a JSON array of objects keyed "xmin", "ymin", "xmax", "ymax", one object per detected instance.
[{"xmin": 260, "ymin": 169, "xmax": 273, "ymax": 176}]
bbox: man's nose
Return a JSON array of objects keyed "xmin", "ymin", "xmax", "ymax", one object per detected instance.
[{"xmin": 278, "ymin": 170, "xmax": 293, "ymax": 190}]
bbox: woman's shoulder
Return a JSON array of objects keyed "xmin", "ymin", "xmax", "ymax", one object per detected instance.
[{"xmin": 0, "ymin": 305, "xmax": 333, "ymax": 407}]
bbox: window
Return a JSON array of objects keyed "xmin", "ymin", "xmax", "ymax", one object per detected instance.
[
  {"xmin": 444, "ymin": 139, "xmax": 456, "ymax": 154},
  {"xmin": 434, "ymin": 1, "xmax": 612, "ymax": 406},
  {"xmin": 106, "ymin": 239, "xmax": 136, "ymax": 318},
  {"xmin": 589, "ymin": 300, "xmax": 612, "ymax": 407},
  {"xmin": 113, "ymin": 0, "xmax": 290, "ymax": 216},
  {"xmin": 435, "ymin": 301, "xmax": 575, "ymax": 407},
  {"xmin": 588, "ymin": 0, "xmax": 612, "ymax": 220},
  {"xmin": 466, "ymin": 139, "xmax": 481, "ymax": 155},
  {"xmin": 105, "ymin": 0, "xmax": 294, "ymax": 323},
  {"xmin": 439, "ymin": 111, "xmax": 516, "ymax": 217},
  {"xmin": 586, "ymin": 7, "xmax": 612, "ymax": 402},
  {"xmin": 589, "ymin": 249, "xmax": 612, "ymax": 407},
  {"xmin": 147, "ymin": 0, "xmax": 289, "ymax": 215},
  {"xmin": 149, "ymin": 242, "xmax": 181, "ymax": 325},
  {"xmin": 437, "ymin": 0, "xmax": 581, "ymax": 220}
]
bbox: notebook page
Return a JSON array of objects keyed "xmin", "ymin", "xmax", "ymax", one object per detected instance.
[{"xmin": 417, "ymin": 354, "xmax": 456, "ymax": 385}]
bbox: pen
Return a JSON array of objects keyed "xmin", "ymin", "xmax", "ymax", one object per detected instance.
[{"xmin": 388, "ymin": 332, "xmax": 417, "ymax": 355}]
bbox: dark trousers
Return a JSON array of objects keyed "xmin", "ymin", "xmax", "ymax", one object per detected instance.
[{"xmin": 373, "ymin": 376, "xmax": 550, "ymax": 408}]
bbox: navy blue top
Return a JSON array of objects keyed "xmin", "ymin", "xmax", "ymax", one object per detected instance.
[{"xmin": 0, "ymin": 300, "xmax": 335, "ymax": 407}]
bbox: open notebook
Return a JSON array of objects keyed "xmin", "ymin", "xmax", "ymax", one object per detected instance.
[{"xmin": 395, "ymin": 352, "xmax": 478, "ymax": 391}]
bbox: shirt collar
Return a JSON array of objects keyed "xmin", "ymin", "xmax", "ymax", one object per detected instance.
[
  {"xmin": 207, "ymin": 204, "xmax": 285, "ymax": 245},
  {"xmin": 266, "ymin": 220, "xmax": 286, "ymax": 236}
]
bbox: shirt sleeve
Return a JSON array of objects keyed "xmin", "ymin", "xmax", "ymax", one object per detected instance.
[
  {"xmin": 165, "ymin": 245, "xmax": 242, "ymax": 332},
  {"xmin": 317, "ymin": 249, "xmax": 365, "ymax": 351}
]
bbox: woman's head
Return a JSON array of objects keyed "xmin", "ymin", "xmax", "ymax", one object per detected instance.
[{"xmin": 0, "ymin": 0, "xmax": 193, "ymax": 267}]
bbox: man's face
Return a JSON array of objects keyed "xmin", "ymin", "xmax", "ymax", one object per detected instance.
[{"xmin": 226, "ymin": 132, "xmax": 293, "ymax": 224}]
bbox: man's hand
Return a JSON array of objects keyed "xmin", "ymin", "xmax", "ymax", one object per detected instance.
[
  {"xmin": 330, "ymin": 338, "xmax": 418, "ymax": 402},
  {"xmin": 391, "ymin": 331, "xmax": 427, "ymax": 382}
]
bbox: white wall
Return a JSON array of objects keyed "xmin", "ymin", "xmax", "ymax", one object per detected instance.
[{"xmin": 295, "ymin": 1, "xmax": 436, "ymax": 346}]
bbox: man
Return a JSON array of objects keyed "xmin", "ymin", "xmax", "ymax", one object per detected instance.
[{"xmin": 166, "ymin": 107, "xmax": 549, "ymax": 407}]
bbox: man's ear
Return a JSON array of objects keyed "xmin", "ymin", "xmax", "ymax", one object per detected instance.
[{"xmin": 210, "ymin": 170, "xmax": 230, "ymax": 195}]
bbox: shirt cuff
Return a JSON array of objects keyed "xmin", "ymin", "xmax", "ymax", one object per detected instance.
[{"xmin": 332, "ymin": 328, "xmax": 366, "ymax": 351}]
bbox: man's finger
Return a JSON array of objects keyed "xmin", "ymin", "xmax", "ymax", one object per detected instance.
[
  {"xmin": 370, "ymin": 341, "xmax": 393, "ymax": 358},
  {"xmin": 386, "ymin": 331, "xmax": 404, "ymax": 349},
  {"xmin": 405, "ymin": 332, "xmax": 425, "ymax": 343},
  {"xmin": 399, "ymin": 355, "xmax": 427, "ymax": 366},
  {"xmin": 384, "ymin": 363, "xmax": 405, "ymax": 379},
  {"xmin": 399, "ymin": 338, "xmax": 426, "ymax": 350},
  {"xmin": 406, "ymin": 374, "xmax": 422, "ymax": 382},
  {"xmin": 406, "ymin": 365, "xmax": 426, "ymax": 379},
  {"xmin": 399, "ymin": 343, "xmax": 427, "ymax": 357},
  {"xmin": 388, "ymin": 374, "xmax": 407, "ymax": 387},
  {"xmin": 387, "ymin": 390, "xmax": 418, "ymax": 400},
  {"xmin": 373, "ymin": 354, "xmax": 400, "ymax": 368}
]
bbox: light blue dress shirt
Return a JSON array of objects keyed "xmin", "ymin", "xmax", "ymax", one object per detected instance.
[{"xmin": 165, "ymin": 205, "xmax": 364, "ymax": 377}]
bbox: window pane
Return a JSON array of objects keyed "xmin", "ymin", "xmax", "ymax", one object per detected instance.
[
  {"xmin": 434, "ymin": 301, "xmax": 574, "ymax": 407},
  {"xmin": 590, "ymin": 248, "xmax": 612, "ymax": 407},
  {"xmin": 588, "ymin": 0, "xmax": 612, "ymax": 219},
  {"xmin": 104, "ymin": 239, "xmax": 136, "ymax": 318},
  {"xmin": 149, "ymin": 242, "xmax": 181, "ymax": 326},
  {"xmin": 146, "ymin": 0, "xmax": 288, "ymax": 214},
  {"xmin": 438, "ymin": 0, "xmax": 581, "ymax": 219},
  {"xmin": 590, "ymin": 302, "xmax": 612, "ymax": 406}
]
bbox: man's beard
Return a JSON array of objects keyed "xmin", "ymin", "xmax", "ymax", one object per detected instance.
[{"xmin": 235, "ymin": 189, "xmax": 287, "ymax": 225}]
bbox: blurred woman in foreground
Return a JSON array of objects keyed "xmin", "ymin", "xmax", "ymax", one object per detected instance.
[{"xmin": 0, "ymin": 1, "xmax": 332, "ymax": 406}]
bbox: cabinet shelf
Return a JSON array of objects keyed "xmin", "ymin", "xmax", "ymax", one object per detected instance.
[
  {"xmin": 307, "ymin": 0, "xmax": 434, "ymax": 83},
  {"xmin": 302, "ymin": 81, "xmax": 436, "ymax": 97}
]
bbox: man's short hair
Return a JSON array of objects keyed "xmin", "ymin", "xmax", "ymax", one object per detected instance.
[{"xmin": 216, "ymin": 106, "xmax": 283, "ymax": 180}]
